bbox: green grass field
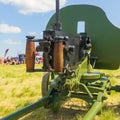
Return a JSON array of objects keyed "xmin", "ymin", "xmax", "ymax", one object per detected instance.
[{"xmin": 0, "ymin": 64, "xmax": 120, "ymax": 120}]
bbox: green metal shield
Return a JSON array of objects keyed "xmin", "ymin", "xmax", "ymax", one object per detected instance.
[{"xmin": 46, "ymin": 5, "xmax": 120, "ymax": 70}]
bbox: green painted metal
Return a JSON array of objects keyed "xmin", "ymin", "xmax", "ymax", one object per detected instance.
[
  {"xmin": 79, "ymin": 83, "xmax": 93, "ymax": 99},
  {"xmin": 64, "ymin": 57, "xmax": 88, "ymax": 91},
  {"xmin": 83, "ymin": 92, "xmax": 104, "ymax": 120},
  {"xmin": 47, "ymin": 5, "xmax": 120, "ymax": 69},
  {"xmin": 81, "ymin": 72, "xmax": 101, "ymax": 80},
  {"xmin": 83, "ymin": 101, "xmax": 102, "ymax": 120},
  {"xmin": 2, "ymin": 95, "xmax": 51, "ymax": 120}
]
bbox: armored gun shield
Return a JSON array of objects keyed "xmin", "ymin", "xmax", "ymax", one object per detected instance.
[{"xmin": 46, "ymin": 5, "xmax": 120, "ymax": 70}]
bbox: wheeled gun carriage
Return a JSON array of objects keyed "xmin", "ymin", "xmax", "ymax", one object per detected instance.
[{"xmin": 2, "ymin": 0, "xmax": 120, "ymax": 120}]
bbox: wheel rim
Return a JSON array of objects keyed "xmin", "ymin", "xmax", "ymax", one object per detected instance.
[{"xmin": 41, "ymin": 72, "xmax": 54, "ymax": 97}]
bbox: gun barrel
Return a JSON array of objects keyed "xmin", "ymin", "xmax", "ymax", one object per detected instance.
[
  {"xmin": 54, "ymin": 0, "xmax": 62, "ymax": 30},
  {"xmin": 56, "ymin": 0, "xmax": 60, "ymax": 24}
]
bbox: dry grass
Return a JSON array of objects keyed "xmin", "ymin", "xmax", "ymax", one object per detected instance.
[
  {"xmin": 0, "ymin": 64, "xmax": 120, "ymax": 120},
  {"xmin": 0, "ymin": 64, "xmax": 43, "ymax": 118}
]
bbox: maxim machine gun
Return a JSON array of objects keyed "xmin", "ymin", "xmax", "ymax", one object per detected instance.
[{"xmin": 2, "ymin": 0, "xmax": 120, "ymax": 120}]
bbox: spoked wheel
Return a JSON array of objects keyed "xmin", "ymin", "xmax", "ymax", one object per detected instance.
[
  {"xmin": 26, "ymin": 40, "xmax": 35, "ymax": 72},
  {"xmin": 53, "ymin": 42, "xmax": 63, "ymax": 72},
  {"xmin": 41, "ymin": 72, "xmax": 61, "ymax": 112},
  {"xmin": 41, "ymin": 72, "xmax": 54, "ymax": 97}
]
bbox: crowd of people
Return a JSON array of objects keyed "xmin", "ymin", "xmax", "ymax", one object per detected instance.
[
  {"xmin": 0, "ymin": 56, "xmax": 43, "ymax": 65},
  {"xmin": 0, "ymin": 56, "xmax": 25, "ymax": 65}
]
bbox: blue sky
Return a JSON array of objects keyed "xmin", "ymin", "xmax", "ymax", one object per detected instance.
[{"xmin": 0, "ymin": 0, "xmax": 120, "ymax": 57}]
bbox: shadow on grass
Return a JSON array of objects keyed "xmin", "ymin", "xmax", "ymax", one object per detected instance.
[
  {"xmin": 18, "ymin": 95, "xmax": 120, "ymax": 120},
  {"xmin": 20, "ymin": 107, "xmax": 88, "ymax": 120},
  {"xmin": 20, "ymin": 99, "xmax": 89, "ymax": 120}
]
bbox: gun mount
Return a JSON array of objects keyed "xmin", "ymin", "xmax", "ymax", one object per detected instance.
[{"xmin": 2, "ymin": 0, "xmax": 120, "ymax": 120}]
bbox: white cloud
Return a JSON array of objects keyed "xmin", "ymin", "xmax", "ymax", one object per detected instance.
[
  {"xmin": 0, "ymin": 0, "xmax": 11, "ymax": 4},
  {"xmin": 0, "ymin": 24, "xmax": 21, "ymax": 33},
  {"xmin": 0, "ymin": 0, "xmax": 67, "ymax": 15},
  {"xmin": 28, "ymin": 32, "xmax": 36, "ymax": 36},
  {"xmin": 40, "ymin": 32, "xmax": 43, "ymax": 36},
  {"xmin": 3, "ymin": 39, "xmax": 21, "ymax": 45}
]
